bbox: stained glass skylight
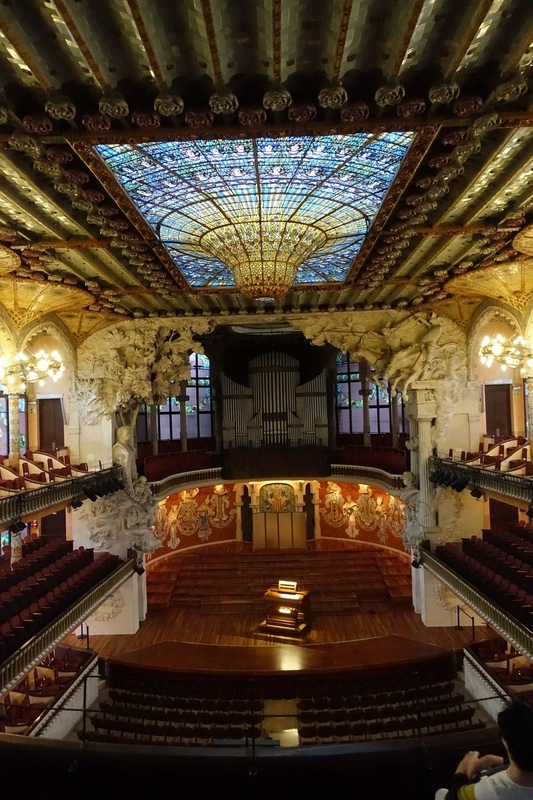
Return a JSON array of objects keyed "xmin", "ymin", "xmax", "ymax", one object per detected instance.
[{"xmin": 95, "ymin": 131, "xmax": 414, "ymax": 291}]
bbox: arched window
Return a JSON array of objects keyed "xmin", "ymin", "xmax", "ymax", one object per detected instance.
[
  {"xmin": 136, "ymin": 352, "xmax": 213, "ymax": 443},
  {"xmin": 335, "ymin": 352, "xmax": 405, "ymax": 435}
]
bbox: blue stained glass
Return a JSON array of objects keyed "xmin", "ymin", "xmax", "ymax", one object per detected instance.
[{"xmin": 95, "ymin": 131, "xmax": 414, "ymax": 289}]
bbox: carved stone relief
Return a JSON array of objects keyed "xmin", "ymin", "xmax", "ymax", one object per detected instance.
[{"xmin": 75, "ymin": 317, "xmax": 211, "ymax": 425}]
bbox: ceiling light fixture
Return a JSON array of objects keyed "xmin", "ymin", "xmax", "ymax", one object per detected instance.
[
  {"xmin": 0, "ymin": 349, "xmax": 65, "ymax": 393},
  {"xmin": 478, "ymin": 334, "xmax": 533, "ymax": 374}
]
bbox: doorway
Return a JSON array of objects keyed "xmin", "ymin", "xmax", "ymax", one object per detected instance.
[
  {"xmin": 485, "ymin": 384, "xmax": 512, "ymax": 438},
  {"xmin": 38, "ymin": 398, "xmax": 65, "ymax": 453}
]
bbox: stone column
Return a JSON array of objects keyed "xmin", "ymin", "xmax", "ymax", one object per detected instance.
[
  {"xmin": 359, "ymin": 361, "xmax": 371, "ymax": 447},
  {"xmin": 178, "ymin": 379, "xmax": 188, "ymax": 452},
  {"xmin": 8, "ymin": 392, "xmax": 20, "ymax": 468},
  {"xmin": 390, "ymin": 391, "xmax": 399, "ymax": 448},
  {"xmin": 526, "ymin": 376, "xmax": 533, "ymax": 450},
  {"xmin": 407, "ymin": 416, "xmax": 419, "ymax": 478},
  {"xmin": 405, "ymin": 386, "xmax": 438, "ymax": 533}
]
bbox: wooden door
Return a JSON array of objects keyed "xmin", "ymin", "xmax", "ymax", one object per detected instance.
[
  {"xmin": 38, "ymin": 398, "xmax": 64, "ymax": 452},
  {"xmin": 40, "ymin": 509, "xmax": 66, "ymax": 540},
  {"xmin": 489, "ymin": 498, "xmax": 518, "ymax": 531},
  {"xmin": 485, "ymin": 384, "xmax": 511, "ymax": 437}
]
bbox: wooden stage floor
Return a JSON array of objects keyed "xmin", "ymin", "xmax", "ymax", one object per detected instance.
[
  {"xmin": 62, "ymin": 601, "xmax": 477, "ymax": 675},
  {"xmin": 62, "ymin": 544, "xmax": 479, "ymax": 675}
]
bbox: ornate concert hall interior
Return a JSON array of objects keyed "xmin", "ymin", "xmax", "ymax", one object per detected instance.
[{"xmin": 2, "ymin": 1, "xmax": 533, "ymax": 796}]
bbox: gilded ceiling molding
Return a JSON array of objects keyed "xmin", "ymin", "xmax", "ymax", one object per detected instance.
[
  {"xmin": 68, "ymin": 141, "xmax": 188, "ymax": 292},
  {"xmin": 75, "ymin": 317, "xmax": 212, "ymax": 426},
  {"xmin": 0, "ymin": 18, "xmax": 53, "ymax": 92},
  {"xmin": 199, "ymin": 0, "xmax": 224, "ymax": 85},
  {"xmin": 331, "ymin": 0, "xmax": 354, "ymax": 79},
  {"xmin": 272, "ymin": 0, "xmax": 282, "ymax": 82},
  {"xmin": 51, "ymin": 0, "xmax": 108, "ymax": 90},
  {"xmin": 441, "ymin": 0, "xmax": 494, "ymax": 77},
  {"xmin": 347, "ymin": 125, "xmax": 440, "ymax": 283},
  {"xmin": 388, "ymin": 0, "xmax": 426, "ymax": 77},
  {"xmin": 123, "ymin": 0, "xmax": 166, "ymax": 87}
]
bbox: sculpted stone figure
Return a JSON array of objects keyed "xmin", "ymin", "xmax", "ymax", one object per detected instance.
[
  {"xmin": 400, "ymin": 471, "xmax": 422, "ymax": 549},
  {"xmin": 112, "ymin": 425, "xmax": 137, "ymax": 493}
]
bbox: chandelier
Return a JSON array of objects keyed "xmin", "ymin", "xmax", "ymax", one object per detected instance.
[
  {"xmin": 479, "ymin": 334, "xmax": 533, "ymax": 373},
  {"xmin": 201, "ymin": 219, "xmax": 327, "ymax": 299},
  {"xmin": 0, "ymin": 349, "xmax": 65, "ymax": 392}
]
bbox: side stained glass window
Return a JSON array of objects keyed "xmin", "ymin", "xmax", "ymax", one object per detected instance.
[
  {"xmin": 336, "ymin": 352, "xmax": 405, "ymax": 436},
  {"xmin": 136, "ymin": 353, "xmax": 212, "ymax": 443}
]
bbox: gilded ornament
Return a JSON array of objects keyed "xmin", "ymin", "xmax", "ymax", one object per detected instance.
[
  {"xmin": 45, "ymin": 96, "xmax": 76, "ymax": 120},
  {"xmin": 262, "ymin": 88, "xmax": 292, "ymax": 111},
  {"xmin": 0, "ymin": 106, "xmax": 8, "ymax": 125},
  {"xmin": 99, "ymin": 95, "xmax": 129, "ymax": 118},
  {"xmin": 452, "ymin": 137, "xmax": 481, "ymax": 162},
  {"xmin": 374, "ymin": 80, "xmax": 405, "ymax": 107},
  {"xmin": 64, "ymin": 168, "xmax": 90, "ymax": 185},
  {"xmin": 154, "ymin": 93, "xmax": 184, "ymax": 116},
  {"xmin": 340, "ymin": 100, "xmax": 369, "ymax": 121},
  {"xmin": 82, "ymin": 112, "xmax": 111, "ymax": 132},
  {"xmin": 287, "ymin": 102, "xmax": 317, "ymax": 122},
  {"xmin": 469, "ymin": 112, "xmax": 500, "ymax": 137},
  {"xmin": 184, "ymin": 108, "xmax": 214, "ymax": 128},
  {"xmin": 22, "ymin": 113, "xmax": 53, "ymax": 134},
  {"xmin": 132, "ymin": 109, "xmax": 161, "ymax": 128},
  {"xmin": 9, "ymin": 134, "xmax": 43, "ymax": 157},
  {"xmin": 318, "ymin": 86, "xmax": 348, "ymax": 109},
  {"xmin": 33, "ymin": 158, "xmax": 63, "ymax": 178},
  {"xmin": 487, "ymin": 76, "xmax": 527, "ymax": 105},
  {"xmin": 452, "ymin": 95, "xmax": 483, "ymax": 118},
  {"xmin": 208, "ymin": 91, "xmax": 239, "ymax": 115},
  {"xmin": 238, "ymin": 106, "xmax": 267, "ymax": 125},
  {"xmin": 428, "ymin": 80, "xmax": 460, "ymax": 104}
]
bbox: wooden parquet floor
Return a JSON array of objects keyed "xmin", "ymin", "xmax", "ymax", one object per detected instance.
[{"xmin": 62, "ymin": 543, "xmax": 477, "ymax": 661}]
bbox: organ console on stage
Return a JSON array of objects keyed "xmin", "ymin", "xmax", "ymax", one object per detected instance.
[{"xmin": 261, "ymin": 580, "xmax": 310, "ymax": 635}]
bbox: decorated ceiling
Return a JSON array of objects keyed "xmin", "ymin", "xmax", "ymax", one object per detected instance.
[{"xmin": 0, "ymin": 0, "xmax": 530, "ymax": 331}]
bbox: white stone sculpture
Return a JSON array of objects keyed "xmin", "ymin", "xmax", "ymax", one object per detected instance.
[
  {"xmin": 112, "ymin": 424, "xmax": 137, "ymax": 487},
  {"xmin": 400, "ymin": 470, "xmax": 422, "ymax": 549},
  {"xmin": 81, "ymin": 480, "xmax": 161, "ymax": 560},
  {"xmin": 76, "ymin": 317, "xmax": 211, "ymax": 425}
]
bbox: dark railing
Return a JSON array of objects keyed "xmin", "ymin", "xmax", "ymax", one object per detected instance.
[
  {"xmin": 0, "ymin": 466, "xmax": 123, "ymax": 527},
  {"xmin": 430, "ymin": 457, "xmax": 533, "ymax": 507}
]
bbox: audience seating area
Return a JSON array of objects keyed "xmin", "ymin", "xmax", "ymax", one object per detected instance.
[
  {"xmin": 436, "ymin": 522, "xmax": 533, "ymax": 633},
  {"xmin": 0, "ymin": 450, "xmax": 91, "ymax": 494},
  {"xmin": 0, "ymin": 644, "xmax": 90, "ymax": 734},
  {"xmin": 295, "ymin": 677, "xmax": 484, "ymax": 744},
  {"xmin": 80, "ymin": 681, "xmax": 266, "ymax": 747},
  {"xmin": 76, "ymin": 670, "xmax": 486, "ymax": 749},
  {"xmin": 0, "ymin": 536, "xmax": 120, "ymax": 661},
  {"xmin": 445, "ymin": 437, "xmax": 532, "ymax": 474}
]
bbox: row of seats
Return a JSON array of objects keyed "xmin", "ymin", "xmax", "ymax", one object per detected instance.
[
  {"xmin": 81, "ymin": 716, "xmax": 263, "ymax": 747},
  {"xmin": 0, "ymin": 547, "xmax": 94, "ymax": 623},
  {"xmin": 0, "ymin": 552, "xmax": 119, "ymax": 660},
  {"xmin": 298, "ymin": 711, "xmax": 485, "ymax": 745},
  {"xmin": 436, "ymin": 542, "xmax": 533, "ymax": 628},
  {"xmin": 296, "ymin": 679, "xmax": 456, "ymax": 706},
  {"xmin": 297, "ymin": 693, "xmax": 465, "ymax": 719},
  {"xmin": 0, "ymin": 539, "xmax": 74, "ymax": 588}
]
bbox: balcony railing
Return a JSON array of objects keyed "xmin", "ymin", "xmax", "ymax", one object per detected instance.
[
  {"xmin": 149, "ymin": 467, "xmax": 223, "ymax": 499},
  {"xmin": 0, "ymin": 466, "xmax": 123, "ymax": 527},
  {"xmin": 430, "ymin": 457, "xmax": 533, "ymax": 507},
  {"xmin": 0, "ymin": 558, "xmax": 135, "ymax": 693},
  {"xmin": 422, "ymin": 550, "xmax": 533, "ymax": 660},
  {"xmin": 331, "ymin": 464, "xmax": 404, "ymax": 493}
]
